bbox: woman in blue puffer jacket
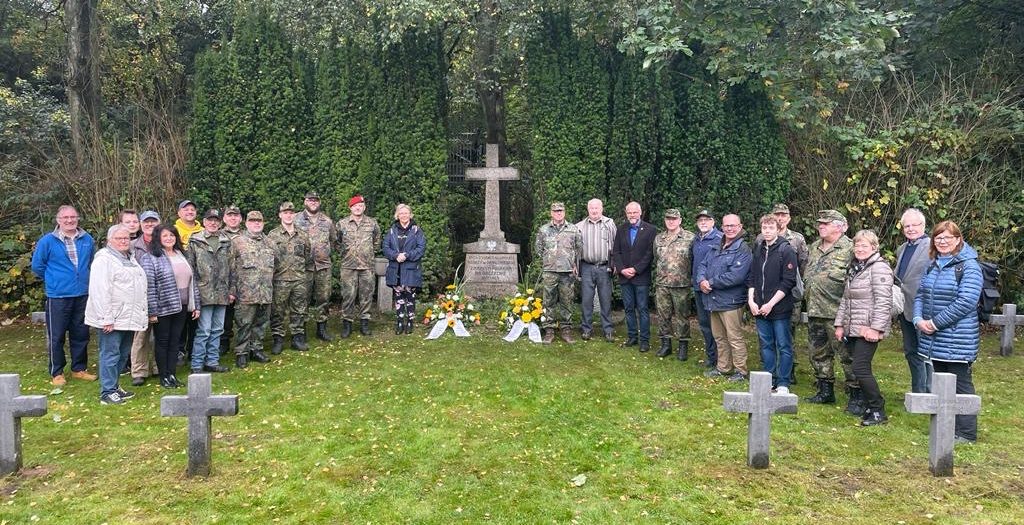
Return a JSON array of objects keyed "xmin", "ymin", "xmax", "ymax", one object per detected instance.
[{"xmin": 912, "ymin": 220, "xmax": 982, "ymax": 444}]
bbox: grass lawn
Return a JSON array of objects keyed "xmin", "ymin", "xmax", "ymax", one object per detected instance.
[{"xmin": 0, "ymin": 317, "xmax": 1022, "ymax": 524}]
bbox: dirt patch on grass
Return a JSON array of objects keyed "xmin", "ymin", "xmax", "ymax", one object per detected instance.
[{"xmin": 0, "ymin": 464, "xmax": 56, "ymax": 497}]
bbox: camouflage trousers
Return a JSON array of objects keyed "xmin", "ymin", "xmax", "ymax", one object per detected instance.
[
  {"xmin": 234, "ymin": 303, "xmax": 270, "ymax": 357},
  {"xmin": 541, "ymin": 271, "xmax": 575, "ymax": 329},
  {"xmin": 807, "ymin": 316, "xmax": 857, "ymax": 387},
  {"xmin": 307, "ymin": 268, "xmax": 332, "ymax": 323},
  {"xmin": 271, "ymin": 278, "xmax": 308, "ymax": 336},
  {"xmin": 656, "ymin": 286, "xmax": 692, "ymax": 340},
  {"xmin": 339, "ymin": 268, "xmax": 375, "ymax": 321}
]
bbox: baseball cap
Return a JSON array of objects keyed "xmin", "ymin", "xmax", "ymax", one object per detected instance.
[
  {"xmin": 178, "ymin": 199, "xmax": 196, "ymax": 210},
  {"xmin": 817, "ymin": 209, "xmax": 847, "ymax": 224},
  {"xmin": 139, "ymin": 210, "xmax": 160, "ymax": 222},
  {"xmin": 246, "ymin": 211, "xmax": 264, "ymax": 221}
]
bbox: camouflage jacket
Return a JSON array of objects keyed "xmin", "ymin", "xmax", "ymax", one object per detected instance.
[
  {"xmin": 221, "ymin": 227, "xmax": 242, "ymax": 242},
  {"xmin": 654, "ymin": 229, "xmax": 696, "ymax": 288},
  {"xmin": 783, "ymin": 228, "xmax": 809, "ymax": 274},
  {"xmin": 228, "ymin": 230, "xmax": 275, "ymax": 305},
  {"xmin": 535, "ymin": 221, "xmax": 582, "ymax": 273},
  {"xmin": 295, "ymin": 210, "xmax": 335, "ymax": 271},
  {"xmin": 805, "ymin": 235, "xmax": 854, "ymax": 318},
  {"xmin": 336, "ymin": 215, "xmax": 381, "ymax": 270},
  {"xmin": 185, "ymin": 230, "xmax": 231, "ymax": 305},
  {"xmin": 267, "ymin": 226, "xmax": 312, "ymax": 282}
]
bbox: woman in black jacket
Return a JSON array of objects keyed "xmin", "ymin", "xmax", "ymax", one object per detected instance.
[{"xmin": 747, "ymin": 215, "xmax": 799, "ymax": 393}]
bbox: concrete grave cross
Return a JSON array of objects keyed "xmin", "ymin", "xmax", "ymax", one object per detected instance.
[
  {"xmin": 988, "ymin": 303, "xmax": 1023, "ymax": 357},
  {"xmin": 722, "ymin": 371, "xmax": 798, "ymax": 469},
  {"xmin": 161, "ymin": 374, "xmax": 239, "ymax": 477},
  {"xmin": 464, "ymin": 143, "xmax": 520, "ymax": 242},
  {"xmin": 904, "ymin": 372, "xmax": 981, "ymax": 477},
  {"xmin": 0, "ymin": 374, "xmax": 47, "ymax": 476}
]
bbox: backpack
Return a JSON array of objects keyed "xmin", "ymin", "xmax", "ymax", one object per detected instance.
[
  {"xmin": 891, "ymin": 276, "xmax": 905, "ymax": 318},
  {"xmin": 954, "ymin": 261, "xmax": 1000, "ymax": 322}
]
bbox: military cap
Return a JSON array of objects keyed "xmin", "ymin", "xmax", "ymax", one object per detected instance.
[
  {"xmin": 550, "ymin": 202, "xmax": 566, "ymax": 211},
  {"xmin": 816, "ymin": 209, "xmax": 847, "ymax": 224},
  {"xmin": 139, "ymin": 210, "xmax": 160, "ymax": 222},
  {"xmin": 224, "ymin": 205, "xmax": 241, "ymax": 216},
  {"xmin": 304, "ymin": 191, "xmax": 320, "ymax": 200},
  {"xmin": 771, "ymin": 203, "xmax": 790, "ymax": 214},
  {"xmin": 279, "ymin": 201, "xmax": 296, "ymax": 212},
  {"xmin": 348, "ymin": 195, "xmax": 364, "ymax": 207},
  {"xmin": 695, "ymin": 208, "xmax": 713, "ymax": 219},
  {"xmin": 203, "ymin": 208, "xmax": 221, "ymax": 220},
  {"xmin": 178, "ymin": 199, "xmax": 197, "ymax": 210},
  {"xmin": 246, "ymin": 210, "xmax": 264, "ymax": 221},
  {"xmin": 664, "ymin": 208, "xmax": 681, "ymax": 219}
]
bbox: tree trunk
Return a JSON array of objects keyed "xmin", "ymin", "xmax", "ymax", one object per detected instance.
[
  {"xmin": 473, "ymin": 0, "xmax": 507, "ymax": 164},
  {"xmin": 65, "ymin": 0, "xmax": 102, "ymax": 169}
]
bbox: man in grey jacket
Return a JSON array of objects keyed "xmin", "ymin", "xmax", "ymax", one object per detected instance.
[{"xmin": 894, "ymin": 208, "xmax": 931, "ymax": 393}]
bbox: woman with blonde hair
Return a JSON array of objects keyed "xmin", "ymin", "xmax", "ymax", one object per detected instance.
[{"xmin": 382, "ymin": 204, "xmax": 426, "ymax": 335}]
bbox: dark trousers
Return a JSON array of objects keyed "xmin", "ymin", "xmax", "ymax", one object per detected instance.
[
  {"xmin": 932, "ymin": 360, "xmax": 978, "ymax": 441},
  {"xmin": 900, "ymin": 317, "xmax": 931, "ymax": 393},
  {"xmin": 178, "ymin": 315, "xmax": 196, "ymax": 360},
  {"xmin": 847, "ymin": 337, "xmax": 884, "ymax": 412},
  {"xmin": 580, "ymin": 262, "xmax": 613, "ymax": 336},
  {"xmin": 154, "ymin": 308, "xmax": 188, "ymax": 379},
  {"xmin": 620, "ymin": 283, "xmax": 650, "ymax": 344},
  {"xmin": 220, "ymin": 303, "xmax": 235, "ymax": 351},
  {"xmin": 694, "ymin": 292, "xmax": 717, "ymax": 366},
  {"xmin": 45, "ymin": 295, "xmax": 90, "ymax": 377}
]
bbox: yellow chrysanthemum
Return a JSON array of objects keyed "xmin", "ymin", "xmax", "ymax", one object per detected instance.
[
  {"xmin": 533, "ymin": 299, "xmax": 542, "ymax": 309},
  {"xmin": 532, "ymin": 309, "xmax": 542, "ymax": 319},
  {"xmin": 446, "ymin": 284, "xmax": 456, "ymax": 290},
  {"xmin": 522, "ymin": 312, "xmax": 533, "ymax": 323},
  {"xmin": 500, "ymin": 311, "xmax": 507, "ymax": 319}
]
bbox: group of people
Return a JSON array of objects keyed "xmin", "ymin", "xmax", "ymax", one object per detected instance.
[
  {"xmin": 31, "ymin": 193, "xmax": 425, "ymax": 405},
  {"xmin": 534, "ymin": 201, "xmax": 982, "ymax": 440}
]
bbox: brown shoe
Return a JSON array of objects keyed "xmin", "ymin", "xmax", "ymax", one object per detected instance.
[
  {"xmin": 542, "ymin": 329, "xmax": 554, "ymax": 344},
  {"xmin": 560, "ymin": 327, "xmax": 576, "ymax": 344},
  {"xmin": 71, "ymin": 370, "xmax": 97, "ymax": 381},
  {"xmin": 51, "ymin": 374, "xmax": 66, "ymax": 387}
]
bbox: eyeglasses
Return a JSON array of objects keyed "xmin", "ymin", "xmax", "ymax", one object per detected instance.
[
  {"xmin": 903, "ymin": 222, "xmax": 924, "ymax": 228},
  {"xmin": 722, "ymin": 224, "xmax": 741, "ymax": 229},
  {"xmin": 934, "ymin": 235, "xmax": 958, "ymax": 244}
]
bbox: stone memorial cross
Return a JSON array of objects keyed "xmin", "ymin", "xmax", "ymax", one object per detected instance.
[
  {"xmin": 465, "ymin": 143, "xmax": 519, "ymax": 242},
  {"xmin": 904, "ymin": 372, "xmax": 981, "ymax": 477},
  {"xmin": 462, "ymin": 143, "xmax": 521, "ymax": 298},
  {"xmin": 988, "ymin": 303, "xmax": 1022, "ymax": 357},
  {"xmin": 722, "ymin": 371, "xmax": 798, "ymax": 469},
  {"xmin": 161, "ymin": 374, "xmax": 239, "ymax": 477},
  {"xmin": 0, "ymin": 374, "xmax": 47, "ymax": 476}
]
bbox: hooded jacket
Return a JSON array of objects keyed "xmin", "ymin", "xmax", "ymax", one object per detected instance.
[
  {"xmin": 746, "ymin": 236, "xmax": 798, "ymax": 320},
  {"xmin": 913, "ymin": 243, "xmax": 983, "ymax": 362},
  {"xmin": 84, "ymin": 247, "xmax": 148, "ymax": 331}
]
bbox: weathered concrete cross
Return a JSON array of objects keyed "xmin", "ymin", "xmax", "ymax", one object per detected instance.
[
  {"xmin": 465, "ymin": 143, "xmax": 519, "ymax": 242},
  {"xmin": 722, "ymin": 371, "xmax": 798, "ymax": 468},
  {"xmin": 0, "ymin": 374, "xmax": 47, "ymax": 476},
  {"xmin": 161, "ymin": 374, "xmax": 239, "ymax": 477},
  {"xmin": 904, "ymin": 372, "xmax": 981, "ymax": 477},
  {"xmin": 989, "ymin": 303, "xmax": 1022, "ymax": 357}
]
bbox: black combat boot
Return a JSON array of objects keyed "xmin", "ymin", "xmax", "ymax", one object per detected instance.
[
  {"xmin": 251, "ymin": 350, "xmax": 271, "ymax": 363},
  {"xmin": 341, "ymin": 320, "xmax": 352, "ymax": 338},
  {"xmin": 270, "ymin": 335, "xmax": 284, "ymax": 355},
  {"xmin": 235, "ymin": 354, "xmax": 248, "ymax": 369},
  {"xmin": 804, "ymin": 379, "xmax": 836, "ymax": 404},
  {"xmin": 292, "ymin": 333, "xmax": 308, "ymax": 351},
  {"xmin": 655, "ymin": 337, "xmax": 672, "ymax": 358},
  {"xmin": 845, "ymin": 387, "xmax": 866, "ymax": 417},
  {"xmin": 860, "ymin": 409, "xmax": 888, "ymax": 426},
  {"xmin": 316, "ymin": 321, "xmax": 332, "ymax": 342},
  {"xmin": 395, "ymin": 317, "xmax": 404, "ymax": 335},
  {"xmin": 360, "ymin": 319, "xmax": 371, "ymax": 336},
  {"xmin": 677, "ymin": 339, "xmax": 689, "ymax": 361}
]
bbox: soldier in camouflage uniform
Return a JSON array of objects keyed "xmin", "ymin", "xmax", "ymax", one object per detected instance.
[
  {"xmin": 803, "ymin": 209, "xmax": 856, "ymax": 406},
  {"xmin": 219, "ymin": 205, "xmax": 243, "ymax": 355},
  {"xmin": 268, "ymin": 202, "xmax": 313, "ymax": 354},
  {"xmin": 653, "ymin": 208, "xmax": 696, "ymax": 361},
  {"xmin": 228, "ymin": 210, "xmax": 275, "ymax": 369},
  {"xmin": 295, "ymin": 191, "xmax": 336, "ymax": 341},
  {"xmin": 336, "ymin": 195, "xmax": 381, "ymax": 337},
  {"xmin": 185, "ymin": 208, "xmax": 231, "ymax": 374},
  {"xmin": 535, "ymin": 202, "xmax": 582, "ymax": 344}
]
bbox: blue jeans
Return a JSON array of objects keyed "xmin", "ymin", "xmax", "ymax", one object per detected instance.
[
  {"xmin": 695, "ymin": 292, "xmax": 717, "ymax": 366},
  {"xmin": 900, "ymin": 317, "xmax": 930, "ymax": 393},
  {"xmin": 620, "ymin": 283, "xmax": 650, "ymax": 344},
  {"xmin": 192, "ymin": 305, "xmax": 226, "ymax": 369},
  {"xmin": 45, "ymin": 295, "xmax": 91, "ymax": 377},
  {"xmin": 756, "ymin": 317, "xmax": 793, "ymax": 388},
  {"xmin": 98, "ymin": 329, "xmax": 133, "ymax": 396},
  {"xmin": 580, "ymin": 262, "xmax": 614, "ymax": 335}
]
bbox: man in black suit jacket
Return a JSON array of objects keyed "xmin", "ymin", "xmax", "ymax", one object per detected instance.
[{"xmin": 611, "ymin": 201, "xmax": 657, "ymax": 351}]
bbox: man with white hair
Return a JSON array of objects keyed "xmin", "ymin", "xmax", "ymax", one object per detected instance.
[
  {"xmin": 894, "ymin": 208, "xmax": 931, "ymax": 393},
  {"xmin": 576, "ymin": 198, "xmax": 617, "ymax": 342}
]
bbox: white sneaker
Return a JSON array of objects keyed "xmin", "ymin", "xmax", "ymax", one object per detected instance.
[{"xmin": 775, "ymin": 386, "xmax": 790, "ymax": 395}]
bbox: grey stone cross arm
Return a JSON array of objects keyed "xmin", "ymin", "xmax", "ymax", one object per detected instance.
[
  {"xmin": 1, "ymin": 374, "xmax": 48, "ymax": 476},
  {"xmin": 161, "ymin": 374, "xmax": 239, "ymax": 477}
]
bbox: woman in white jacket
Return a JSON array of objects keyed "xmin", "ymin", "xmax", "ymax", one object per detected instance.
[{"xmin": 85, "ymin": 224, "xmax": 148, "ymax": 405}]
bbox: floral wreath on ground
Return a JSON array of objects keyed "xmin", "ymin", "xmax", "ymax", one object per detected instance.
[
  {"xmin": 423, "ymin": 269, "xmax": 481, "ymax": 327},
  {"xmin": 500, "ymin": 286, "xmax": 546, "ymax": 329}
]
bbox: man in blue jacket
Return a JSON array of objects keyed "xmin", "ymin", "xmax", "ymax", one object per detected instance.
[
  {"xmin": 31, "ymin": 205, "xmax": 97, "ymax": 386},
  {"xmin": 696, "ymin": 213, "xmax": 752, "ymax": 381},
  {"xmin": 691, "ymin": 209, "xmax": 722, "ymax": 370}
]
